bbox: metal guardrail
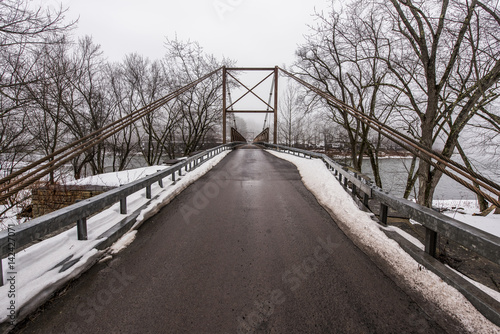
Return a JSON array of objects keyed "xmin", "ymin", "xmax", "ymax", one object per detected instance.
[
  {"xmin": 0, "ymin": 143, "xmax": 238, "ymax": 285},
  {"xmin": 262, "ymin": 143, "xmax": 500, "ymax": 266}
]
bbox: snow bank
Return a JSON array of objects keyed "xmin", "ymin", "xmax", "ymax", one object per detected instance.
[
  {"xmin": 267, "ymin": 150, "xmax": 500, "ymax": 334},
  {"xmin": 0, "ymin": 150, "xmax": 230, "ymax": 328},
  {"xmin": 68, "ymin": 166, "xmax": 170, "ymax": 187},
  {"xmin": 433, "ymin": 199, "xmax": 500, "ymax": 238}
]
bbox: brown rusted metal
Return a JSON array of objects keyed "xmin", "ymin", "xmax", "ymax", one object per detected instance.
[
  {"xmin": 222, "ymin": 67, "xmax": 279, "ymax": 147},
  {"xmin": 273, "ymin": 66, "xmax": 278, "ymax": 144},
  {"xmin": 225, "ymin": 110, "xmax": 274, "ymax": 113},
  {"xmin": 0, "ymin": 68, "xmax": 224, "ymax": 204},
  {"xmin": 226, "ymin": 71, "xmax": 274, "ymax": 110},
  {"xmin": 253, "ymin": 128, "xmax": 269, "ymax": 143},
  {"xmin": 223, "ymin": 66, "xmax": 227, "ymax": 144},
  {"xmin": 226, "ymin": 67, "xmax": 276, "ymax": 71},
  {"xmin": 231, "ymin": 127, "xmax": 247, "ymax": 142},
  {"xmin": 278, "ymin": 67, "xmax": 500, "ymax": 208}
]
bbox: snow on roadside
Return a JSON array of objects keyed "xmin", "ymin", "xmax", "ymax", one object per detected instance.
[
  {"xmin": 0, "ymin": 150, "xmax": 231, "ymax": 327},
  {"xmin": 267, "ymin": 150, "xmax": 500, "ymax": 334},
  {"xmin": 433, "ymin": 199, "xmax": 500, "ymax": 238},
  {"xmin": 67, "ymin": 166, "xmax": 170, "ymax": 187}
]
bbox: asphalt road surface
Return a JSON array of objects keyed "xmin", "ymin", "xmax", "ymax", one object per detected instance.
[{"xmin": 15, "ymin": 145, "xmax": 453, "ymax": 333}]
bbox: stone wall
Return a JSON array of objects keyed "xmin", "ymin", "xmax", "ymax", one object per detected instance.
[{"xmin": 32, "ymin": 184, "xmax": 114, "ymax": 217}]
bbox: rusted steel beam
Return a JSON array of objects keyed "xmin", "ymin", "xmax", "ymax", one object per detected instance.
[
  {"xmin": 226, "ymin": 67, "xmax": 275, "ymax": 71},
  {"xmin": 226, "ymin": 110, "xmax": 274, "ymax": 113},
  {"xmin": 223, "ymin": 66, "xmax": 227, "ymax": 144},
  {"xmin": 231, "ymin": 127, "xmax": 247, "ymax": 142},
  {"xmin": 273, "ymin": 66, "xmax": 278, "ymax": 144},
  {"xmin": 226, "ymin": 71, "xmax": 274, "ymax": 110},
  {"xmin": 253, "ymin": 128, "xmax": 270, "ymax": 143}
]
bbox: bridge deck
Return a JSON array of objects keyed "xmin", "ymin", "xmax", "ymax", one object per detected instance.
[{"xmin": 17, "ymin": 146, "xmax": 448, "ymax": 333}]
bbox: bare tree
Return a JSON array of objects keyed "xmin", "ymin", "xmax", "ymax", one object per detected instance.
[
  {"xmin": 118, "ymin": 53, "xmax": 182, "ymax": 165},
  {"xmin": 295, "ymin": 4, "xmax": 390, "ymax": 187},
  {"xmin": 279, "ymin": 83, "xmax": 306, "ymax": 147},
  {"xmin": 0, "ymin": 0, "xmax": 73, "ymax": 157},
  {"xmin": 163, "ymin": 38, "xmax": 233, "ymax": 155},
  {"xmin": 0, "ymin": 0, "xmax": 74, "ymax": 221},
  {"xmin": 376, "ymin": 0, "xmax": 500, "ymax": 206},
  {"xmin": 25, "ymin": 39, "xmax": 74, "ymax": 183},
  {"xmin": 107, "ymin": 62, "xmax": 141, "ymax": 171},
  {"xmin": 61, "ymin": 36, "xmax": 112, "ymax": 178}
]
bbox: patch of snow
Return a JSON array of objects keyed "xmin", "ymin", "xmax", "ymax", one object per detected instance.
[
  {"xmin": 445, "ymin": 264, "xmax": 500, "ymax": 303},
  {"xmin": 110, "ymin": 231, "xmax": 137, "ymax": 254},
  {"xmin": 433, "ymin": 199, "xmax": 500, "ymax": 238},
  {"xmin": 382, "ymin": 225, "xmax": 425, "ymax": 251},
  {"xmin": 267, "ymin": 150, "xmax": 499, "ymax": 334},
  {"xmin": 68, "ymin": 165, "xmax": 170, "ymax": 187}
]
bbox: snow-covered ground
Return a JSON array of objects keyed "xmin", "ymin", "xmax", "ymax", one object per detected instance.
[
  {"xmin": 267, "ymin": 150, "xmax": 500, "ymax": 334},
  {"xmin": 0, "ymin": 151, "xmax": 230, "ymax": 328},
  {"xmin": 67, "ymin": 166, "xmax": 172, "ymax": 188},
  {"xmin": 433, "ymin": 199, "xmax": 500, "ymax": 238}
]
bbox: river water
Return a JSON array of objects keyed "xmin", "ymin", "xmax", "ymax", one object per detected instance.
[{"xmin": 354, "ymin": 157, "xmax": 479, "ymax": 201}]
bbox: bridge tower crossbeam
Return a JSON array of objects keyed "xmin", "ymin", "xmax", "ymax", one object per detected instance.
[{"xmin": 222, "ymin": 67, "xmax": 278, "ymax": 144}]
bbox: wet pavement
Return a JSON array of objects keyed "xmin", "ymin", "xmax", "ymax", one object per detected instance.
[{"xmin": 16, "ymin": 147, "xmax": 449, "ymax": 333}]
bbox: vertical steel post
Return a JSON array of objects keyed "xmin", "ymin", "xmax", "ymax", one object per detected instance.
[
  {"xmin": 120, "ymin": 197, "xmax": 127, "ymax": 214},
  {"xmin": 380, "ymin": 203, "xmax": 388, "ymax": 226},
  {"xmin": 273, "ymin": 66, "xmax": 278, "ymax": 144},
  {"xmin": 425, "ymin": 228, "xmax": 438, "ymax": 257},
  {"xmin": 222, "ymin": 66, "xmax": 227, "ymax": 144},
  {"xmin": 363, "ymin": 193, "xmax": 369, "ymax": 207},
  {"xmin": 158, "ymin": 170, "xmax": 163, "ymax": 188},
  {"xmin": 77, "ymin": 217, "xmax": 88, "ymax": 240}
]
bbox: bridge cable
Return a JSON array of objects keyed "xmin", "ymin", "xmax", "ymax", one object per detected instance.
[
  {"xmin": 227, "ymin": 85, "xmax": 238, "ymax": 130},
  {"xmin": 0, "ymin": 67, "xmax": 223, "ymax": 203},
  {"xmin": 263, "ymin": 76, "xmax": 275, "ymax": 131},
  {"xmin": 278, "ymin": 67, "xmax": 500, "ymax": 208}
]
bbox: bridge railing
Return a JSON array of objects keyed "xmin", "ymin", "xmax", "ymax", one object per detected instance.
[
  {"xmin": 261, "ymin": 143, "xmax": 500, "ymax": 267},
  {"xmin": 0, "ymin": 143, "xmax": 238, "ymax": 285}
]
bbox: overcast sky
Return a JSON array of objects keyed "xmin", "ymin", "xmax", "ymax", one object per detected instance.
[
  {"xmin": 39, "ymin": 0, "xmax": 333, "ymax": 136},
  {"xmin": 43, "ymin": 0, "xmax": 332, "ymax": 66}
]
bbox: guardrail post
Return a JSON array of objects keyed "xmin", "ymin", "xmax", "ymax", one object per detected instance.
[
  {"xmin": 172, "ymin": 172, "xmax": 176, "ymax": 183},
  {"xmin": 120, "ymin": 197, "xmax": 127, "ymax": 214},
  {"xmin": 363, "ymin": 192, "xmax": 370, "ymax": 207},
  {"xmin": 158, "ymin": 170, "xmax": 164, "ymax": 188},
  {"xmin": 352, "ymin": 173, "xmax": 358, "ymax": 197},
  {"xmin": 380, "ymin": 203, "xmax": 388, "ymax": 226},
  {"xmin": 146, "ymin": 184, "xmax": 152, "ymax": 199},
  {"xmin": 343, "ymin": 176, "xmax": 348, "ymax": 189},
  {"xmin": 425, "ymin": 228, "xmax": 438, "ymax": 257},
  {"xmin": 0, "ymin": 261, "xmax": 3, "ymax": 286},
  {"xmin": 77, "ymin": 217, "xmax": 88, "ymax": 240}
]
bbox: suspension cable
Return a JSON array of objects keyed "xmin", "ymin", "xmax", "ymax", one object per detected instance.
[
  {"xmin": 0, "ymin": 67, "xmax": 223, "ymax": 203},
  {"xmin": 278, "ymin": 67, "xmax": 500, "ymax": 208},
  {"xmin": 227, "ymin": 84, "xmax": 238, "ymax": 130},
  {"xmin": 263, "ymin": 76, "xmax": 275, "ymax": 131}
]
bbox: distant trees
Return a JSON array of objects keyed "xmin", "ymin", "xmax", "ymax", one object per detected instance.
[
  {"xmin": 164, "ymin": 38, "xmax": 230, "ymax": 155},
  {"xmin": 295, "ymin": 3, "xmax": 390, "ymax": 188},
  {"xmin": 295, "ymin": 0, "xmax": 500, "ymax": 205},
  {"xmin": 0, "ymin": 1, "xmax": 232, "ymax": 195},
  {"xmin": 380, "ymin": 0, "xmax": 500, "ymax": 207},
  {"xmin": 0, "ymin": 0, "xmax": 72, "ymax": 168},
  {"xmin": 279, "ymin": 83, "xmax": 306, "ymax": 147}
]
